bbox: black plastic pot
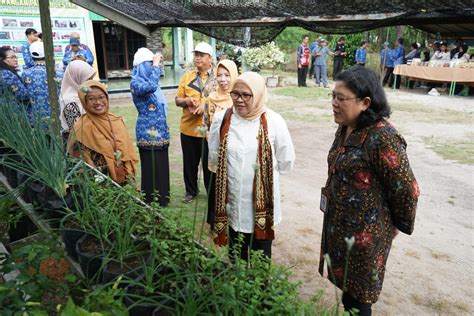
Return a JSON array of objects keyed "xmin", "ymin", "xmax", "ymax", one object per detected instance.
[
  {"xmin": 60, "ymin": 213, "xmax": 84, "ymax": 261},
  {"xmin": 25, "ymin": 181, "xmax": 45, "ymax": 207},
  {"xmin": 102, "ymin": 253, "xmax": 150, "ymax": 285},
  {"xmin": 76, "ymin": 234, "xmax": 105, "ymax": 281},
  {"xmin": 1, "ymin": 150, "xmax": 22, "ymax": 188},
  {"xmin": 16, "ymin": 171, "xmax": 32, "ymax": 203},
  {"xmin": 124, "ymin": 281, "xmax": 157, "ymax": 316},
  {"xmin": 124, "ymin": 268, "xmax": 186, "ymax": 316},
  {"xmin": 8, "ymin": 213, "xmax": 38, "ymax": 242}
]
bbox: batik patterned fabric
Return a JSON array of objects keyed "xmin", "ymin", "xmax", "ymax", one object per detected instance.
[
  {"xmin": 21, "ymin": 42, "xmax": 35, "ymax": 69},
  {"xmin": 62, "ymin": 46, "xmax": 94, "ymax": 68},
  {"xmin": 1, "ymin": 69, "xmax": 31, "ymax": 111},
  {"xmin": 130, "ymin": 62, "xmax": 169, "ymax": 148},
  {"xmin": 22, "ymin": 64, "xmax": 60, "ymax": 122},
  {"xmin": 319, "ymin": 119, "xmax": 419, "ymax": 304}
]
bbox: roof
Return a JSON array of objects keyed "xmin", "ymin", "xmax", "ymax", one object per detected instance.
[{"xmin": 71, "ymin": 0, "xmax": 474, "ymax": 45}]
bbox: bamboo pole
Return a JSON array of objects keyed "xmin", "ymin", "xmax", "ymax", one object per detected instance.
[{"xmin": 38, "ymin": 0, "xmax": 60, "ymax": 137}]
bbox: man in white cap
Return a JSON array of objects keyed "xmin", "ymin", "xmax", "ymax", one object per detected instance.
[
  {"xmin": 175, "ymin": 41, "xmax": 216, "ymax": 203},
  {"xmin": 21, "ymin": 41, "xmax": 61, "ymax": 123}
]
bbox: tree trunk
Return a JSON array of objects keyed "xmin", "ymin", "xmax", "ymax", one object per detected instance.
[{"xmin": 38, "ymin": 0, "xmax": 60, "ymax": 137}]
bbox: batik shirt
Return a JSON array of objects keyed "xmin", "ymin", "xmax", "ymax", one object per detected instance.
[
  {"xmin": 22, "ymin": 64, "xmax": 61, "ymax": 122},
  {"xmin": 380, "ymin": 48, "xmax": 394, "ymax": 67},
  {"xmin": 393, "ymin": 45, "xmax": 406, "ymax": 66},
  {"xmin": 130, "ymin": 66, "xmax": 170, "ymax": 148},
  {"xmin": 1, "ymin": 69, "xmax": 31, "ymax": 111},
  {"xmin": 319, "ymin": 119, "xmax": 419, "ymax": 304},
  {"xmin": 355, "ymin": 47, "xmax": 367, "ymax": 63},
  {"xmin": 21, "ymin": 42, "xmax": 35, "ymax": 69},
  {"xmin": 63, "ymin": 46, "xmax": 94, "ymax": 68},
  {"xmin": 176, "ymin": 66, "xmax": 216, "ymax": 137}
]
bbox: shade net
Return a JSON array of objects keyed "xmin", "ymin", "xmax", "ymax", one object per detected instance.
[{"xmin": 95, "ymin": 0, "xmax": 474, "ymax": 45}]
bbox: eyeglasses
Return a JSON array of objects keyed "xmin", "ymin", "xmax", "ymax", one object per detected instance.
[
  {"xmin": 5, "ymin": 55, "xmax": 18, "ymax": 60},
  {"xmin": 329, "ymin": 92, "xmax": 358, "ymax": 102},
  {"xmin": 230, "ymin": 91, "xmax": 253, "ymax": 102}
]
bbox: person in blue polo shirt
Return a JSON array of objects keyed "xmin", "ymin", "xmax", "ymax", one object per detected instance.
[
  {"xmin": 22, "ymin": 41, "xmax": 61, "ymax": 124},
  {"xmin": 392, "ymin": 38, "xmax": 406, "ymax": 89},
  {"xmin": 355, "ymin": 41, "xmax": 368, "ymax": 66},
  {"xmin": 63, "ymin": 34, "xmax": 94, "ymax": 68},
  {"xmin": 380, "ymin": 41, "xmax": 394, "ymax": 87},
  {"xmin": 21, "ymin": 28, "xmax": 39, "ymax": 70}
]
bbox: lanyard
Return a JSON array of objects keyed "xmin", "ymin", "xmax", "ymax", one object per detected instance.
[{"xmin": 196, "ymin": 69, "xmax": 213, "ymax": 100}]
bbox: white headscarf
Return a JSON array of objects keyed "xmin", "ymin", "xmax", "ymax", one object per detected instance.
[
  {"xmin": 133, "ymin": 47, "xmax": 154, "ymax": 66},
  {"xmin": 59, "ymin": 60, "xmax": 96, "ymax": 131}
]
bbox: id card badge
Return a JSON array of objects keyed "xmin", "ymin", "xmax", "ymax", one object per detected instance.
[{"xmin": 320, "ymin": 187, "xmax": 329, "ymax": 213}]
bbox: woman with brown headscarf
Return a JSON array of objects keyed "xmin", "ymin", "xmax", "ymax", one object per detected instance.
[
  {"xmin": 68, "ymin": 80, "xmax": 138, "ymax": 184},
  {"xmin": 205, "ymin": 59, "xmax": 238, "ymax": 230},
  {"xmin": 208, "ymin": 72, "xmax": 295, "ymax": 261}
]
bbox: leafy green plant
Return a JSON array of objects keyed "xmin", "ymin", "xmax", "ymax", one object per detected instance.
[
  {"xmin": 242, "ymin": 42, "xmax": 287, "ymax": 76},
  {"xmin": 0, "ymin": 236, "xmax": 78, "ymax": 315},
  {"xmin": 0, "ymin": 89, "xmax": 77, "ymax": 198}
]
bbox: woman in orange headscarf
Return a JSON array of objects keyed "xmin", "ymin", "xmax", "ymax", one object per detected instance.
[
  {"xmin": 205, "ymin": 59, "xmax": 238, "ymax": 230},
  {"xmin": 68, "ymin": 80, "xmax": 138, "ymax": 184}
]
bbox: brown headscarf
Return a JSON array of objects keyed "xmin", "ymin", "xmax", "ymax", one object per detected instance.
[
  {"xmin": 207, "ymin": 59, "xmax": 239, "ymax": 108},
  {"xmin": 68, "ymin": 80, "xmax": 138, "ymax": 183},
  {"xmin": 233, "ymin": 72, "xmax": 268, "ymax": 121}
]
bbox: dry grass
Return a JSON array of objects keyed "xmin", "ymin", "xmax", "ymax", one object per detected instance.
[
  {"xmin": 430, "ymin": 251, "xmax": 451, "ymax": 261},
  {"xmin": 423, "ymin": 135, "xmax": 474, "ymax": 165},
  {"xmin": 404, "ymin": 250, "xmax": 420, "ymax": 259},
  {"xmin": 297, "ymin": 227, "xmax": 317, "ymax": 236},
  {"xmin": 301, "ymin": 245, "xmax": 313, "ymax": 252}
]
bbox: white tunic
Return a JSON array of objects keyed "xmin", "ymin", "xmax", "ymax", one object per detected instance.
[{"xmin": 208, "ymin": 109, "xmax": 295, "ymax": 234}]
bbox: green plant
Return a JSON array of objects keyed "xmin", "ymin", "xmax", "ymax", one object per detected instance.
[
  {"xmin": 0, "ymin": 90, "xmax": 77, "ymax": 198},
  {"xmin": 0, "ymin": 192, "xmax": 24, "ymax": 238},
  {"xmin": 242, "ymin": 42, "xmax": 286, "ymax": 76},
  {"xmin": 0, "ymin": 236, "xmax": 78, "ymax": 314},
  {"xmin": 60, "ymin": 282, "xmax": 128, "ymax": 316}
]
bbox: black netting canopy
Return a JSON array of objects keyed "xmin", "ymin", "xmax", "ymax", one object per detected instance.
[{"xmin": 72, "ymin": 0, "xmax": 474, "ymax": 46}]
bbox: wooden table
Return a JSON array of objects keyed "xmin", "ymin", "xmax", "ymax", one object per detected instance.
[{"xmin": 393, "ymin": 65, "xmax": 474, "ymax": 96}]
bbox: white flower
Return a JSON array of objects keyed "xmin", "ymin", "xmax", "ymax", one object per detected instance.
[
  {"xmin": 113, "ymin": 150, "xmax": 122, "ymax": 162},
  {"xmin": 344, "ymin": 236, "xmax": 355, "ymax": 251},
  {"xmin": 94, "ymin": 174, "xmax": 105, "ymax": 183},
  {"xmin": 242, "ymin": 42, "xmax": 286, "ymax": 71},
  {"xmin": 79, "ymin": 85, "xmax": 91, "ymax": 93},
  {"xmin": 195, "ymin": 126, "xmax": 207, "ymax": 137}
]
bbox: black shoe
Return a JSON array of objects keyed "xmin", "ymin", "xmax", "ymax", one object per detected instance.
[{"xmin": 182, "ymin": 194, "xmax": 195, "ymax": 203}]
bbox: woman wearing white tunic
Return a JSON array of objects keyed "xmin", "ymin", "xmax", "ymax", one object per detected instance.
[{"xmin": 208, "ymin": 72, "xmax": 295, "ymax": 261}]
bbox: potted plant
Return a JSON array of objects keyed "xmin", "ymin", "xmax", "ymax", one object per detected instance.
[
  {"xmin": 241, "ymin": 42, "xmax": 286, "ymax": 87},
  {"xmin": 102, "ymin": 190, "xmax": 151, "ymax": 284}
]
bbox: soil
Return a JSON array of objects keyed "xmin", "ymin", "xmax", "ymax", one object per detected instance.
[
  {"xmin": 78, "ymin": 235, "xmax": 103, "ymax": 255},
  {"xmin": 110, "ymin": 85, "xmax": 473, "ymax": 315},
  {"xmin": 270, "ymin": 88, "xmax": 474, "ymax": 315},
  {"xmin": 39, "ymin": 257, "xmax": 70, "ymax": 282},
  {"xmin": 63, "ymin": 217, "xmax": 81, "ymax": 230},
  {"xmin": 107, "ymin": 243, "xmax": 150, "ymax": 274}
]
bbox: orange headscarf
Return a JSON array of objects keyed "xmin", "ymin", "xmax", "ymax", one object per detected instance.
[
  {"xmin": 68, "ymin": 80, "xmax": 138, "ymax": 182},
  {"xmin": 233, "ymin": 72, "xmax": 268, "ymax": 121},
  {"xmin": 207, "ymin": 59, "xmax": 239, "ymax": 109}
]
